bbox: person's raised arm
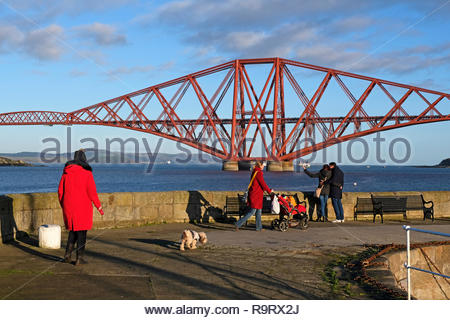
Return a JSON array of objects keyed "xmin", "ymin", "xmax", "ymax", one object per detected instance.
[{"xmin": 304, "ymin": 169, "xmax": 320, "ymax": 178}]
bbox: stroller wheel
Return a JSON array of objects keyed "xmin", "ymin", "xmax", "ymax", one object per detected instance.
[
  {"xmin": 279, "ymin": 220, "xmax": 289, "ymax": 232},
  {"xmin": 271, "ymin": 219, "xmax": 280, "ymax": 230},
  {"xmin": 299, "ymin": 218, "xmax": 308, "ymax": 230}
]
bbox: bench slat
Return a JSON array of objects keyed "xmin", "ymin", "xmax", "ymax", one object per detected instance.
[
  {"xmin": 406, "ymin": 195, "xmax": 424, "ymax": 210},
  {"xmin": 224, "ymin": 196, "xmax": 243, "ymax": 216}
]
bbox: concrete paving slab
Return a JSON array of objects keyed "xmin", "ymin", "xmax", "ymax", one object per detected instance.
[{"xmin": 0, "ymin": 220, "xmax": 449, "ymax": 300}]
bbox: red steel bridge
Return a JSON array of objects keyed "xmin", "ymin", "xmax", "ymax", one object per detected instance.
[{"xmin": 0, "ymin": 57, "xmax": 449, "ymax": 164}]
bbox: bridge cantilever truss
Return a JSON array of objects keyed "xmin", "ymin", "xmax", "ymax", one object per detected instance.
[{"xmin": 0, "ymin": 58, "xmax": 449, "ymax": 161}]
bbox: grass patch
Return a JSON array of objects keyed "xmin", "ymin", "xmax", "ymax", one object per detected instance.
[
  {"xmin": 322, "ymin": 247, "xmax": 379, "ymax": 299},
  {"xmin": 0, "ymin": 269, "xmax": 54, "ymax": 276},
  {"xmin": 322, "ymin": 246, "xmax": 406, "ymax": 300}
]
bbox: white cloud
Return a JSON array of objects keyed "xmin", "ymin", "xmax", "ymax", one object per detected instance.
[
  {"xmin": 0, "ymin": 24, "xmax": 65, "ymax": 60},
  {"xmin": 0, "ymin": 25, "xmax": 24, "ymax": 51},
  {"xmin": 74, "ymin": 22, "xmax": 127, "ymax": 46},
  {"xmin": 2, "ymin": 0, "xmax": 138, "ymax": 21},
  {"xmin": 141, "ymin": 0, "xmax": 450, "ymax": 77},
  {"xmin": 22, "ymin": 24, "xmax": 65, "ymax": 60},
  {"xmin": 224, "ymin": 31, "xmax": 267, "ymax": 51},
  {"xmin": 297, "ymin": 45, "xmax": 365, "ymax": 69},
  {"xmin": 141, "ymin": 0, "xmax": 371, "ymax": 29}
]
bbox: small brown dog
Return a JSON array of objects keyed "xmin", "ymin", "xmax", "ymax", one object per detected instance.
[{"xmin": 180, "ymin": 230, "xmax": 208, "ymax": 251}]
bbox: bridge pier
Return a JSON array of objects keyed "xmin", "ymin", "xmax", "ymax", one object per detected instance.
[
  {"xmin": 282, "ymin": 161, "xmax": 294, "ymax": 172},
  {"xmin": 222, "ymin": 160, "xmax": 239, "ymax": 171},
  {"xmin": 238, "ymin": 161, "xmax": 256, "ymax": 171},
  {"xmin": 223, "ymin": 160, "xmax": 294, "ymax": 171},
  {"xmin": 267, "ymin": 161, "xmax": 294, "ymax": 172},
  {"xmin": 222, "ymin": 160, "xmax": 258, "ymax": 171}
]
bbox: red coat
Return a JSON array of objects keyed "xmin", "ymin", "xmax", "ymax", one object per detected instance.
[
  {"xmin": 248, "ymin": 166, "xmax": 271, "ymax": 209},
  {"xmin": 58, "ymin": 164, "xmax": 102, "ymax": 231}
]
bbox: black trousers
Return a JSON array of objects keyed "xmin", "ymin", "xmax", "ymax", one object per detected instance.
[{"xmin": 67, "ymin": 230, "xmax": 87, "ymax": 256}]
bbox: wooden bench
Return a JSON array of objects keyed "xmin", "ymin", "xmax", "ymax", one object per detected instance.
[
  {"xmin": 353, "ymin": 197, "xmax": 374, "ymax": 221},
  {"xmin": 223, "ymin": 196, "xmax": 244, "ymax": 219},
  {"xmin": 405, "ymin": 195, "xmax": 434, "ymax": 221},
  {"xmin": 371, "ymin": 195, "xmax": 407, "ymax": 223},
  {"xmin": 354, "ymin": 194, "xmax": 435, "ymax": 223}
]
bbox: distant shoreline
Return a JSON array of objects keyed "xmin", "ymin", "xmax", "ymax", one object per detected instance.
[
  {"xmin": 415, "ymin": 158, "xmax": 450, "ymax": 168},
  {"xmin": 0, "ymin": 151, "xmax": 448, "ymax": 168},
  {"xmin": 414, "ymin": 165, "xmax": 450, "ymax": 168},
  {"xmin": 0, "ymin": 157, "xmax": 35, "ymax": 167}
]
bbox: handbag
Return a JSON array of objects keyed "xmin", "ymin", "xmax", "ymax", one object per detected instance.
[
  {"xmin": 314, "ymin": 186, "xmax": 323, "ymax": 198},
  {"xmin": 314, "ymin": 177, "xmax": 328, "ymax": 198},
  {"xmin": 241, "ymin": 171, "xmax": 258, "ymax": 204}
]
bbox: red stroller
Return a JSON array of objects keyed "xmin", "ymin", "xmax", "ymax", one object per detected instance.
[{"xmin": 271, "ymin": 194, "xmax": 308, "ymax": 232}]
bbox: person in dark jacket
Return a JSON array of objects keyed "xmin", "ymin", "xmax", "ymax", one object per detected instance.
[
  {"xmin": 235, "ymin": 161, "xmax": 273, "ymax": 231},
  {"xmin": 328, "ymin": 162, "xmax": 345, "ymax": 223},
  {"xmin": 58, "ymin": 150, "xmax": 104, "ymax": 265},
  {"xmin": 303, "ymin": 164, "xmax": 332, "ymax": 222}
]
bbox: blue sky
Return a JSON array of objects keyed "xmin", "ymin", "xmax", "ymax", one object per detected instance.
[{"xmin": 0, "ymin": 0, "xmax": 449, "ymax": 165}]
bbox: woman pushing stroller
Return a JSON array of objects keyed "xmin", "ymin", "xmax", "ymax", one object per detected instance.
[{"xmin": 235, "ymin": 161, "xmax": 274, "ymax": 231}]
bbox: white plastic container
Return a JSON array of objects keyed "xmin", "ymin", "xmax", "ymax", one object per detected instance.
[{"xmin": 38, "ymin": 224, "xmax": 61, "ymax": 249}]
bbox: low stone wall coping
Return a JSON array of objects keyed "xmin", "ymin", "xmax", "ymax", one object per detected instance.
[{"xmin": 1, "ymin": 190, "xmax": 449, "ymax": 241}]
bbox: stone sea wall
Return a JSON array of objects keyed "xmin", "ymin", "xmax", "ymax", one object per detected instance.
[
  {"xmin": 0, "ymin": 190, "xmax": 449, "ymax": 240},
  {"xmin": 386, "ymin": 245, "xmax": 450, "ymax": 299}
]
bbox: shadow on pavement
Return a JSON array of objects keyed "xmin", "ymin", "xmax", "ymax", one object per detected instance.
[
  {"xmin": 131, "ymin": 238, "xmax": 179, "ymax": 250},
  {"xmin": 91, "ymin": 237, "xmax": 323, "ymax": 299},
  {"xmin": 7, "ymin": 240, "xmax": 62, "ymax": 262}
]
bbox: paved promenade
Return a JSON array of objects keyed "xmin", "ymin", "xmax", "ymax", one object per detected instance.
[{"xmin": 0, "ymin": 219, "xmax": 449, "ymax": 299}]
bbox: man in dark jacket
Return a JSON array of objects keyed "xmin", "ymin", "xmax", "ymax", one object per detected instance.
[{"xmin": 328, "ymin": 162, "xmax": 345, "ymax": 223}]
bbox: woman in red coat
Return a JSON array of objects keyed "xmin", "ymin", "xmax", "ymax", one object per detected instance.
[
  {"xmin": 235, "ymin": 161, "xmax": 273, "ymax": 231},
  {"xmin": 58, "ymin": 150, "xmax": 104, "ymax": 265}
]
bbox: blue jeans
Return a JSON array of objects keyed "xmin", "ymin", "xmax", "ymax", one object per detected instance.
[
  {"xmin": 319, "ymin": 194, "xmax": 329, "ymax": 219},
  {"xmin": 331, "ymin": 197, "xmax": 344, "ymax": 220},
  {"xmin": 236, "ymin": 208, "xmax": 262, "ymax": 230}
]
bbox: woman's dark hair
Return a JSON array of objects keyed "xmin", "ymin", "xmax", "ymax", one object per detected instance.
[
  {"xmin": 255, "ymin": 161, "xmax": 266, "ymax": 168},
  {"xmin": 322, "ymin": 164, "xmax": 330, "ymax": 170},
  {"xmin": 65, "ymin": 149, "xmax": 92, "ymax": 171}
]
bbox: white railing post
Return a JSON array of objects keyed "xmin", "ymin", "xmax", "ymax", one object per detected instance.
[
  {"xmin": 402, "ymin": 225, "xmax": 450, "ymax": 300},
  {"xmin": 404, "ymin": 225, "xmax": 411, "ymax": 300}
]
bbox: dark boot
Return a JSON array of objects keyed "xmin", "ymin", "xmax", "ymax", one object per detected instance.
[
  {"xmin": 64, "ymin": 231, "xmax": 77, "ymax": 263},
  {"xmin": 75, "ymin": 250, "xmax": 88, "ymax": 265},
  {"xmin": 63, "ymin": 242, "xmax": 74, "ymax": 263},
  {"xmin": 75, "ymin": 230, "xmax": 88, "ymax": 266}
]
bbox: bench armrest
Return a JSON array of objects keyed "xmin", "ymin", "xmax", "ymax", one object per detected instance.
[{"xmin": 423, "ymin": 200, "xmax": 434, "ymax": 208}]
